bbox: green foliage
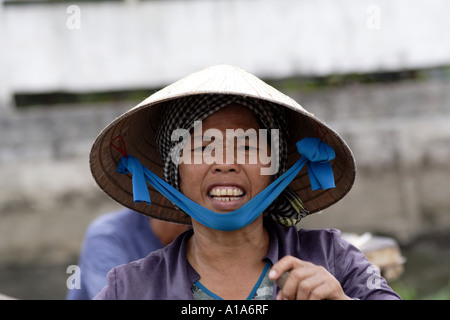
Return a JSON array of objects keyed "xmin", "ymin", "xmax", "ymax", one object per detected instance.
[{"xmin": 391, "ymin": 278, "xmax": 450, "ymax": 300}]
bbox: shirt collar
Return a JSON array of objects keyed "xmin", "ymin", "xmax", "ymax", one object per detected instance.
[{"xmin": 170, "ymin": 218, "xmax": 293, "ymax": 299}]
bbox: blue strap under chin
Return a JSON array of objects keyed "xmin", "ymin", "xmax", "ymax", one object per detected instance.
[{"xmin": 116, "ymin": 137, "xmax": 335, "ymax": 231}]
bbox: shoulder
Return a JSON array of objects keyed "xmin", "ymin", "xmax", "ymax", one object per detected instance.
[
  {"xmin": 297, "ymin": 227, "xmax": 343, "ymax": 243},
  {"xmin": 297, "ymin": 228, "xmax": 351, "ymax": 269},
  {"xmin": 294, "ymin": 227, "xmax": 369, "ymax": 272},
  {"xmin": 85, "ymin": 209, "xmax": 135, "ymax": 237},
  {"xmin": 93, "ymin": 229, "xmax": 192, "ymax": 300},
  {"xmin": 116, "ymin": 227, "xmax": 184, "ymax": 276},
  {"xmin": 88, "ymin": 209, "xmax": 143, "ymax": 232},
  {"xmin": 297, "ymin": 228, "xmax": 354, "ymax": 258},
  {"xmin": 93, "ymin": 244, "xmax": 169, "ymax": 300},
  {"xmin": 83, "ymin": 209, "xmax": 152, "ymax": 248},
  {"xmin": 269, "ymin": 220, "xmax": 345, "ymax": 258},
  {"xmin": 266, "ymin": 220, "xmax": 345, "ymax": 272},
  {"xmin": 267, "ymin": 218, "xmax": 342, "ymax": 240}
]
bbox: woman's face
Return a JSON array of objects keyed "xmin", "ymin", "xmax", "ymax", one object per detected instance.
[{"xmin": 178, "ymin": 104, "xmax": 273, "ymax": 213}]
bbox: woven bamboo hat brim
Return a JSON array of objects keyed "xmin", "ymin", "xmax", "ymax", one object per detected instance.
[{"xmin": 89, "ymin": 64, "xmax": 356, "ymax": 225}]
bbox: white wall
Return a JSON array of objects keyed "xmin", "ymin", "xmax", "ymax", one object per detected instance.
[{"xmin": 1, "ymin": 0, "xmax": 450, "ymax": 108}]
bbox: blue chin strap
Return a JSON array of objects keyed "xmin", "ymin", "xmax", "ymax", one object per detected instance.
[{"xmin": 116, "ymin": 137, "xmax": 336, "ymax": 231}]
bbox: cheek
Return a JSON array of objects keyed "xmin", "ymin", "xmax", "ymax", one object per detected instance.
[
  {"xmin": 178, "ymin": 165, "xmax": 190, "ymax": 194},
  {"xmin": 178, "ymin": 164, "xmax": 205, "ymax": 196},
  {"xmin": 261, "ymin": 175, "xmax": 273, "ymax": 190},
  {"xmin": 247, "ymin": 167, "xmax": 273, "ymax": 193}
]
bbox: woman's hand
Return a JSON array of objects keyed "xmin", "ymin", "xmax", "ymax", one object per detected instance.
[{"xmin": 268, "ymin": 255, "xmax": 351, "ymax": 300}]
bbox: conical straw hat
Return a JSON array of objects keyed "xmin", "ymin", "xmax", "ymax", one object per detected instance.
[{"xmin": 90, "ymin": 64, "xmax": 356, "ymax": 224}]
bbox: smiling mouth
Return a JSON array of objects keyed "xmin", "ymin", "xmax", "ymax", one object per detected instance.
[{"xmin": 208, "ymin": 186, "xmax": 245, "ymax": 202}]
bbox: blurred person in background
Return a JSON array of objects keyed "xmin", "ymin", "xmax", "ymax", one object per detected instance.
[{"xmin": 66, "ymin": 208, "xmax": 189, "ymax": 299}]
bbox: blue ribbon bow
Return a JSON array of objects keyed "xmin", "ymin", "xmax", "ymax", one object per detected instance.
[
  {"xmin": 296, "ymin": 137, "xmax": 336, "ymax": 190},
  {"xmin": 116, "ymin": 137, "xmax": 335, "ymax": 231}
]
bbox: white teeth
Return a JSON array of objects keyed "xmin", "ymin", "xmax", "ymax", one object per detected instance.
[
  {"xmin": 211, "ymin": 196, "xmax": 241, "ymax": 202},
  {"xmin": 209, "ymin": 187, "xmax": 244, "ymax": 198}
]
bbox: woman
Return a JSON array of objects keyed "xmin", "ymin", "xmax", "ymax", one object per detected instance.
[{"xmin": 90, "ymin": 65, "xmax": 400, "ymax": 300}]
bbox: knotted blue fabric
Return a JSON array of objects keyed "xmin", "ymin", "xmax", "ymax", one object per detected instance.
[{"xmin": 117, "ymin": 137, "xmax": 335, "ymax": 231}]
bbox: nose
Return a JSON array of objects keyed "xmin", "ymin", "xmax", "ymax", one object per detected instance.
[
  {"xmin": 210, "ymin": 161, "xmax": 241, "ymax": 174},
  {"xmin": 206, "ymin": 141, "xmax": 242, "ymax": 173}
]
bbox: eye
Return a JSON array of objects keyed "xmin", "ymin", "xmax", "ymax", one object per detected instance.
[
  {"xmin": 192, "ymin": 146, "xmax": 207, "ymax": 152},
  {"xmin": 191, "ymin": 141, "xmax": 213, "ymax": 153}
]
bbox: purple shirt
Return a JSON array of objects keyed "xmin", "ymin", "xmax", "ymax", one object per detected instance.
[{"xmin": 94, "ymin": 219, "xmax": 400, "ymax": 300}]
